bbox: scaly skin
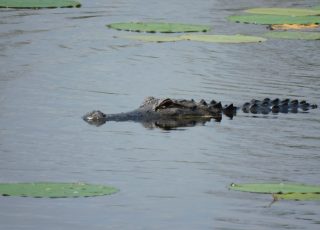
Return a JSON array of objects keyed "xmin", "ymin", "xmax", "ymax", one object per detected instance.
[{"xmin": 242, "ymin": 98, "xmax": 317, "ymax": 114}]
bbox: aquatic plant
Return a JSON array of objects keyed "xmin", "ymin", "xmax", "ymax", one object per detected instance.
[
  {"xmin": 0, "ymin": 182, "xmax": 118, "ymax": 198},
  {"xmin": 123, "ymin": 35, "xmax": 184, "ymax": 42},
  {"xmin": 269, "ymin": 24, "xmax": 319, "ymax": 30},
  {"xmin": 107, "ymin": 22, "xmax": 211, "ymax": 33},
  {"xmin": 264, "ymin": 31, "xmax": 320, "ymax": 40},
  {"xmin": 122, "ymin": 34, "xmax": 266, "ymax": 43},
  {"xmin": 228, "ymin": 14, "xmax": 320, "ymax": 25},
  {"xmin": 245, "ymin": 8, "xmax": 320, "ymax": 16},
  {"xmin": 274, "ymin": 193, "xmax": 320, "ymax": 201},
  {"xmin": 0, "ymin": 0, "xmax": 81, "ymax": 9},
  {"xmin": 229, "ymin": 183, "xmax": 320, "ymax": 201},
  {"xmin": 180, "ymin": 34, "xmax": 266, "ymax": 43}
]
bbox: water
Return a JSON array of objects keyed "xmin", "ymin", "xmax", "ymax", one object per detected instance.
[{"xmin": 1, "ymin": 0, "xmax": 320, "ymax": 229}]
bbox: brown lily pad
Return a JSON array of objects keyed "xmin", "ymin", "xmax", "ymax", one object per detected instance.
[{"xmin": 269, "ymin": 23, "xmax": 320, "ymax": 30}]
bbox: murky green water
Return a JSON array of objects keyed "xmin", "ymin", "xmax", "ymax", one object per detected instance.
[{"xmin": 1, "ymin": 0, "xmax": 320, "ymax": 229}]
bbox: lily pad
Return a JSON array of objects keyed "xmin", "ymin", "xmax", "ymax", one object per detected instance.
[
  {"xmin": 107, "ymin": 22, "xmax": 210, "ymax": 33},
  {"xmin": 245, "ymin": 8, "xmax": 320, "ymax": 17},
  {"xmin": 274, "ymin": 193, "xmax": 320, "ymax": 201},
  {"xmin": 123, "ymin": 35, "xmax": 184, "ymax": 42},
  {"xmin": 181, "ymin": 34, "xmax": 266, "ymax": 43},
  {"xmin": 0, "ymin": 182, "xmax": 118, "ymax": 198},
  {"xmin": 123, "ymin": 34, "xmax": 266, "ymax": 43},
  {"xmin": 229, "ymin": 183, "xmax": 320, "ymax": 194},
  {"xmin": 228, "ymin": 14, "xmax": 320, "ymax": 25},
  {"xmin": 269, "ymin": 23, "xmax": 319, "ymax": 30},
  {"xmin": 0, "ymin": 0, "xmax": 81, "ymax": 8},
  {"xmin": 264, "ymin": 31, "xmax": 320, "ymax": 40}
]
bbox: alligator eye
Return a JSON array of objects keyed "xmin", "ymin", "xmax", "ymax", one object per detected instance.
[{"xmin": 154, "ymin": 98, "xmax": 175, "ymax": 111}]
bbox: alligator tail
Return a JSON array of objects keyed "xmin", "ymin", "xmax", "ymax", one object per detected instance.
[{"xmin": 241, "ymin": 98, "xmax": 317, "ymax": 115}]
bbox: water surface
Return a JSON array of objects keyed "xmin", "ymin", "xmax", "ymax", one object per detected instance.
[{"xmin": 0, "ymin": 0, "xmax": 320, "ymax": 229}]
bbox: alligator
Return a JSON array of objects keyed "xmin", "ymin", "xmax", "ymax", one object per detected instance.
[{"xmin": 83, "ymin": 96, "xmax": 318, "ymax": 129}]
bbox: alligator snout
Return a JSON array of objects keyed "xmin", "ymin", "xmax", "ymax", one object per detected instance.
[
  {"xmin": 83, "ymin": 110, "xmax": 107, "ymax": 126},
  {"xmin": 83, "ymin": 110, "xmax": 106, "ymax": 121}
]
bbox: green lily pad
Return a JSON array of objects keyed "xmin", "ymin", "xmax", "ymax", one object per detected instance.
[
  {"xmin": 229, "ymin": 183, "xmax": 320, "ymax": 194},
  {"xmin": 0, "ymin": 0, "xmax": 81, "ymax": 9},
  {"xmin": 181, "ymin": 34, "xmax": 266, "ymax": 43},
  {"xmin": 264, "ymin": 31, "xmax": 320, "ymax": 40},
  {"xmin": 123, "ymin": 35, "xmax": 184, "ymax": 42},
  {"xmin": 228, "ymin": 14, "xmax": 320, "ymax": 25},
  {"xmin": 107, "ymin": 22, "xmax": 210, "ymax": 33},
  {"xmin": 123, "ymin": 34, "xmax": 266, "ymax": 43},
  {"xmin": 274, "ymin": 193, "xmax": 320, "ymax": 201},
  {"xmin": 0, "ymin": 182, "xmax": 118, "ymax": 198},
  {"xmin": 245, "ymin": 8, "xmax": 320, "ymax": 16}
]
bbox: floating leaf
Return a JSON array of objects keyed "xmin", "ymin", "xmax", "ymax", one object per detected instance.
[
  {"xmin": 229, "ymin": 183, "xmax": 320, "ymax": 194},
  {"xmin": 245, "ymin": 8, "xmax": 320, "ymax": 17},
  {"xmin": 229, "ymin": 14, "xmax": 320, "ymax": 25},
  {"xmin": 122, "ymin": 34, "xmax": 266, "ymax": 43},
  {"xmin": 123, "ymin": 35, "xmax": 184, "ymax": 42},
  {"xmin": 274, "ymin": 193, "xmax": 320, "ymax": 201},
  {"xmin": 264, "ymin": 31, "xmax": 320, "ymax": 40},
  {"xmin": 181, "ymin": 34, "xmax": 266, "ymax": 43},
  {"xmin": 0, "ymin": 182, "xmax": 118, "ymax": 198},
  {"xmin": 107, "ymin": 22, "xmax": 210, "ymax": 33},
  {"xmin": 0, "ymin": 0, "xmax": 81, "ymax": 8},
  {"xmin": 270, "ymin": 23, "xmax": 319, "ymax": 30}
]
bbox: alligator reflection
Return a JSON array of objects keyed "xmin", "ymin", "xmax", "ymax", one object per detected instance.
[{"xmin": 85, "ymin": 114, "xmax": 226, "ymax": 130}]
